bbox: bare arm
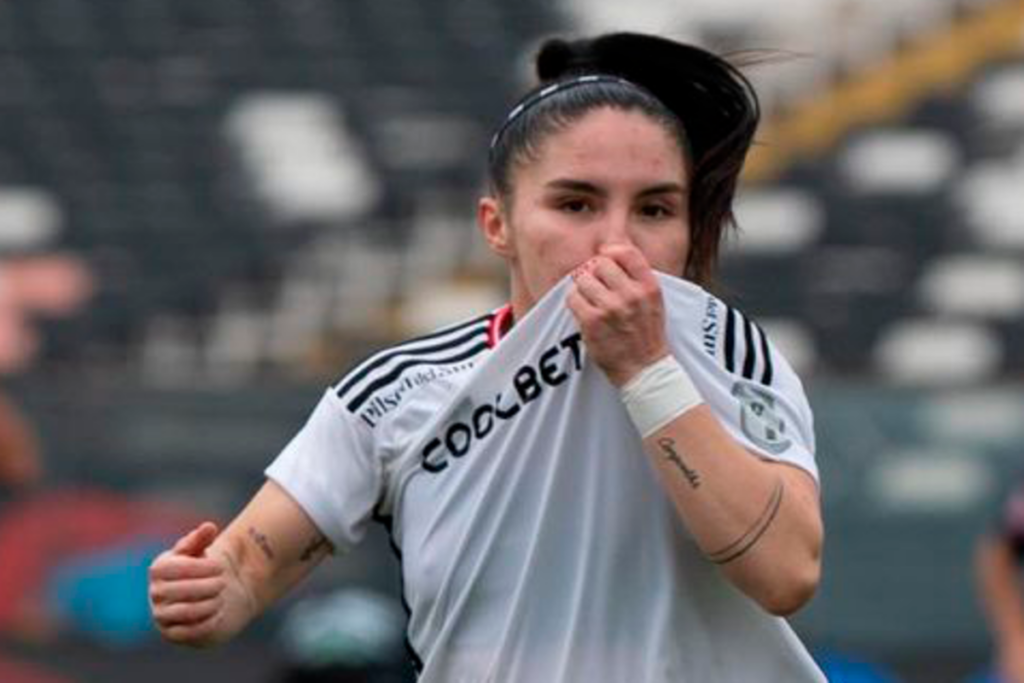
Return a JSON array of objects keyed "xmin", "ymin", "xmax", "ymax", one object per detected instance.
[
  {"xmin": 149, "ymin": 479, "xmax": 333, "ymax": 647},
  {"xmin": 977, "ymin": 534, "xmax": 1024, "ymax": 683},
  {"xmin": 569, "ymin": 245, "xmax": 822, "ymax": 616},
  {"xmin": 641, "ymin": 408, "xmax": 821, "ymax": 615}
]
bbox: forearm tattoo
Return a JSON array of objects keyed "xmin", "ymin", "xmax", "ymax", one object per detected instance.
[
  {"xmin": 247, "ymin": 526, "xmax": 275, "ymax": 561},
  {"xmin": 656, "ymin": 437, "xmax": 701, "ymax": 489},
  {"xmin": 705, "ymin": 480, "xmax": 785, "ymax": 565},
  {"xmin": 300, "ymin": 534, "xmax": 330, "ymax": 562}
]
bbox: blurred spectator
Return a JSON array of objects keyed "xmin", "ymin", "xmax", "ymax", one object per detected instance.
[
  {"xmin": 0, "ymin": 252, "xmax": 93, "ymax": 640},
  {"xmin": 0, "ymin": 253, "xmax": 95, "ymax": 493},
  {"xmin": 0, "ymin": 252, "xmax": 202, "ymax": 653},
  {"xmin": 975, "ymin": 481, "xmax": 1024, "ymax": 683},
  {"xmin": 0, "ymin": 254, "xmax": 95, "ymax": 683}
]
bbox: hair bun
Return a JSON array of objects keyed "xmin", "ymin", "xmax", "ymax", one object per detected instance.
[
  {"xmin": 536, "ymin": 37, "xmax": 594, "ymax": 82},
  {"xmin": 533, "ymin": 33, "xmax": 759, "ymax": 169}
]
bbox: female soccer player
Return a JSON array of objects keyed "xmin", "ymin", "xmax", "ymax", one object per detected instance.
[{"xmin": 149, "ymin": 32, "xmax": 825, "ymax": 681}]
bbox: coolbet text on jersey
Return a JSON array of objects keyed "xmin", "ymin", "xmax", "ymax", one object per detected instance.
[{"xmin": 267, "ymin": 273, "xmax": 826, "ymax": 683}]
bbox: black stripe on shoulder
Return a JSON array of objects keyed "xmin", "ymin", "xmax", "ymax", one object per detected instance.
[
  {"xmin": 723, "ymin": 306, "xmax": 737, "ymax": 373},
  {"xmin": 335, "ymin": 312, "xmax": 492, "ymax": 401},
  {"xmin": 755, "ymin": 322, "xmax": 774, "ymax": 386},
  {"xmin": 741, "ymin": 313, "xmax": 757, "ymax": 381},
  {"xmin": 337, "ymin": 324, "xmax": 488, "ymax": 403},
  {"xmin": 719, "ymin": 304, "xmax": 775, "ymax": 387},
  {"xmin": 346, "ymin": 340, "xmax": 489, "ymax": 413}
]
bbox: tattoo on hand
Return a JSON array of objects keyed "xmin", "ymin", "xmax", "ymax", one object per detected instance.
[
  {"xmin": 248, "ymin": 526, "xmax": 275, "ymax": 561},
  {"xmin": 300, "ymin": 534, "xmax": 329, "ymax": 562},
  {"xmin": 657, "ymin": 437, "xmax": 701, "ymax": 489},
  {"xmin": 705, "ymin": 480, "xmax": 785, "ymax": 565}
]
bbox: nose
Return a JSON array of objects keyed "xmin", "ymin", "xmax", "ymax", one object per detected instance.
[{"xmin": 597, "ymin": 207, "xmax": 633, "ymax": 250}]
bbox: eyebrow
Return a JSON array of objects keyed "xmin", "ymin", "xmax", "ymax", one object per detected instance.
[{"xmin": 544, "ymin": 178, "xmax": 687, "ymax": 197}]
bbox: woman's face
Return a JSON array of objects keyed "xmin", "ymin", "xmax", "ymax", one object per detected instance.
[{"xmin": 479, "ymin": 107, "xmax": 690, "ymax": 317}]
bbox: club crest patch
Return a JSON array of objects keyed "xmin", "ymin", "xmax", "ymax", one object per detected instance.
[{"xmin": 732, "ymin": 381, "xmax": 791, "ymax": 455}]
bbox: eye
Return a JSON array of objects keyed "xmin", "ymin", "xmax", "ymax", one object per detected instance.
[
  {"xmin": 558, "ymin": 198, "xmax": 593, "ymax": 214},
  {"xmin": 638, "ymin": 203, "xmax": 676, "ymax": 219}
]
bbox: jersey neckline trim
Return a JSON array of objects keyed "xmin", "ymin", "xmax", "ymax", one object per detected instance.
[{"xmin": 487, "ymin": 304, "xmax": 513, "ymax": 349}]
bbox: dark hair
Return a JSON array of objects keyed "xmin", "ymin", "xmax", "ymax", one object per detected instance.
[
  {"xmin": 487, "ymin": 32, "xmax": 760, "ymax": 286},
  {"xmin": 488, "ymin": 77, "xmax": 689, "ymax": 196}
]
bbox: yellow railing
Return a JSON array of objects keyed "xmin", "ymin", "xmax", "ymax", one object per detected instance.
[{"xmin": 744, "ymin": 0, "xmax": 1024, "ymax": 183}]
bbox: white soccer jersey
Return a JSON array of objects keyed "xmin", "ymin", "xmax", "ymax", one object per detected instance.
[{"xmin": 266, "ymin": 273, "xmax": 825, "ymax": 682}]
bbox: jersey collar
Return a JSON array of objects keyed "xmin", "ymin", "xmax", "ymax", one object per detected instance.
[{"xmin": 486, "ymin": 304, "xmax": 514, "ymax": 348}]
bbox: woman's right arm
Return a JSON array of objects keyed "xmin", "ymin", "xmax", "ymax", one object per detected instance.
[{"xmin": 149, "ymin": 479, "xmax": 333, "ymax": 648}]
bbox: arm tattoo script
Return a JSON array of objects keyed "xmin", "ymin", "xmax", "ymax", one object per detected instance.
[
  {"xmin": 247, "ymin": 526, "xmax": 275, "ymax": 561},
  {"xmin": 705, "ymin": 480, "xmax": 785, "ymax": 565},
  {"xmin": 656, "ymin": 437, "xmax": 701, "ymax": 489},
  {"xmin": 300, "ymin": 534, "xmax": 330, "ymax": 562}
]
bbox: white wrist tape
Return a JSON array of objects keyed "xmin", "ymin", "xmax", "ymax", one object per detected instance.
[{"xmin": 620, "ymin": 355, "xmax": 704, "ymax": 439}]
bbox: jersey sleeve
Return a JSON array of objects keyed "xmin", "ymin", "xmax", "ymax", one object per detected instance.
[
  {"xmin": 667, "ymin": 286, "xmax": 818, "ymax": 482},
  {"xmin": 706, "ymin": 347, "xmax": 819, "ymax": 482},
  {"xmin": 265, "ymin": 388, "xmax": 382, "ymax": 553}
]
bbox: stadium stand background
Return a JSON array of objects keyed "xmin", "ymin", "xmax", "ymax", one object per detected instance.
[{"xmin": 1, "ymin": 0, "xmax": 1023, "ymax": 680}]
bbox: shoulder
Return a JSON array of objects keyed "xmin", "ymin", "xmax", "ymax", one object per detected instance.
[
  {"xmin": 702, "ymin": 294, "xmax": 778, "ymax": 388},
  {"xmin": 664, "ymin": 280, "xmax": 817, "ymax": 463},
  {"xmin": 331, "ymin": 309, "xmax": 500, "ymax": 423},
  {"xmin": 661, "ymin": 276, "xmax": 782, "ymax": 390}
]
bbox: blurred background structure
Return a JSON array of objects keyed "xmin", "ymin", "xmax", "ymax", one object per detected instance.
[{"xmin": 1, "ymin": 0, "xmax": 1023, "ymax": 681}]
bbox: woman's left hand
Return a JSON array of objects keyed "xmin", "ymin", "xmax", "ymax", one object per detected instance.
[{"xmin": 567, "ymin": 244, "xmax": 670, "ymax": 387}]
